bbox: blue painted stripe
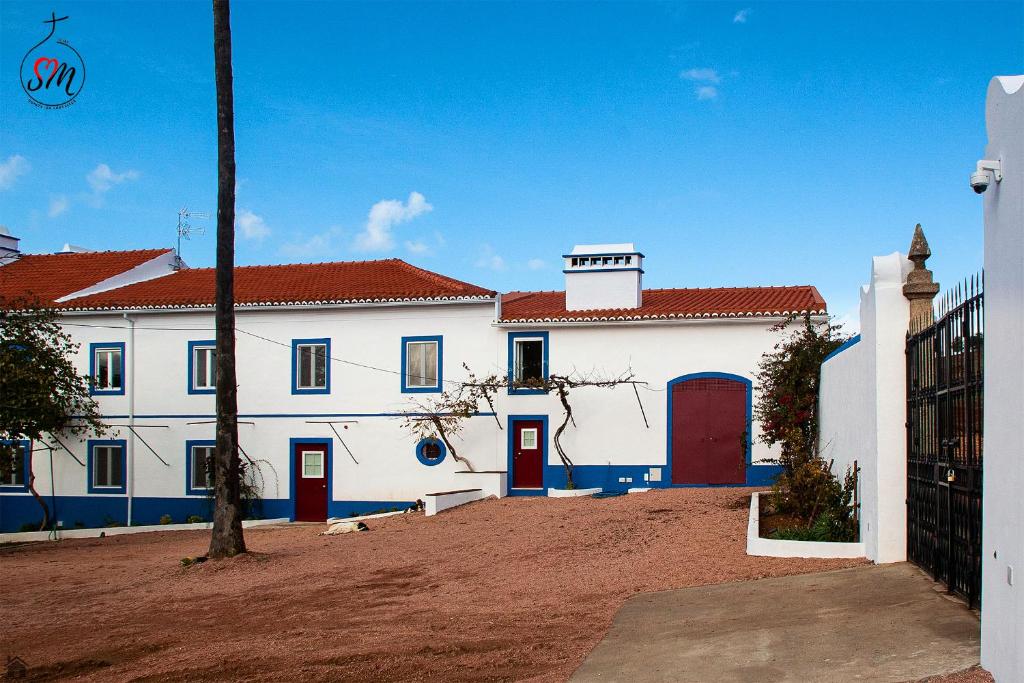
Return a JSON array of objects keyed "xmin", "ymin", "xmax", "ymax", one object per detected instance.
[
  {"xmin": 822, "ymin": 334, "xmax": 861, "ymax": 363},
  {"xmin": 75, "ymin": 412, "xmax": 498, "ymax": 420}
]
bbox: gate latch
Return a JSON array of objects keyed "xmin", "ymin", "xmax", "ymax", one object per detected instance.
[{"xmin": 947, "ymin": 468, "xmax": 956, "ymax": 483}]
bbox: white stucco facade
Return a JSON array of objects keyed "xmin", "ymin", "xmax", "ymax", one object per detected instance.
[{"xmin": 980, "ymin": 74, "xmax": 1024, "ymax": 683}]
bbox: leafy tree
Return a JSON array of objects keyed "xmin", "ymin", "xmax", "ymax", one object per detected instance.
[
  {"xmin": 0, "ymin": 298, "xmax": 106, "ymax": 530},
  {"xmin": 208, "ymin": 0, "xmax": 246, "ymax": 558},
  {"xmin": 754, "ymin": 313, "xmax": 856, "ymax": 538}
]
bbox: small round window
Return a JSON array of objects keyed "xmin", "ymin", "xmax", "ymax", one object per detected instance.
[{"xmin": 416, "ymin": 438, "xmax": 447, "ymax": 466}]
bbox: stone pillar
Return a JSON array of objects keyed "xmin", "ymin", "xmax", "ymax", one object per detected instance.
[{"xmin": 902, "ymin": 224, "xmax": 940, "ymax": 330}]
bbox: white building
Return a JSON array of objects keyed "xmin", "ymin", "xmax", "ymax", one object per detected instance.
[{"xmin": 0, "ymin": 236, "xmax": 826, "ymax": 530}]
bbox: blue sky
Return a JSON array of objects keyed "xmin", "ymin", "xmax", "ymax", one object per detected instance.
[{"xmin": 1, "ymin": 1, "xmax": 1021, "ymax": 326}]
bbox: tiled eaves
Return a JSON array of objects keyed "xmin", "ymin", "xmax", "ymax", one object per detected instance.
[
  {"xmin": 499, "ymin": 308, "xmax": 828, "ymax": 324},
  {"xmin": 56, "ymin": 294, "xmax": 496, "ymax": 312}
]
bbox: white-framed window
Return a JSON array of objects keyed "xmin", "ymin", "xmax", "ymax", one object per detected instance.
[
  {"xmin": 295, "ymin": 342, "xmax": 328, "ymax": 391},
  {"xmin": 192, "ymin": 345, "xmax": 216, "ymax": 391},
  {"xmin": 302, "ymin": 450, "xmax": 325, "ymax": 478},
  {"xmin": 92, "ymin": 345, "xmax": 123, "ymax": 392},
  {"xmin": 190, "ymin": 445, "xmax": 214, "ymax": 490},
  {"xmin": 92, "ymin": 445, "xmax": 124, "ymax": 489},
  {"xmin": 514, "ymin": 338, "xmax": 545, "ymax": 385},
  {"xmin": 520, "ymin": 428, "xmax": 538, "ymax": 450},
  {"xmin": 405, "ymin": 340, "xmax": 439, "ymax": 389}
]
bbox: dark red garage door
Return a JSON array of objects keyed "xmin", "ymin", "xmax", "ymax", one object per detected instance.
[{"xmin": 671, "ymin": 377, "xmax": 747, "ymax": 485}]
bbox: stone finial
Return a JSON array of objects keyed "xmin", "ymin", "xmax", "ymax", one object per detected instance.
[{"xmin": 903, "ymin": 224, "xmax": 940, "ymax": 329}]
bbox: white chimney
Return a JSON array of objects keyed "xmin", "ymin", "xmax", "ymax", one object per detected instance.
[
  {"xmin": 564, "ymin": 243, "xmax": 643, "ymax": 311},
  {"xmin": 0, "ymin": 226, "xmax": 20, "ymax": 261},
  {"xmin": 57, "ymin": 243, "xmax": 93, "ymax": 254}
]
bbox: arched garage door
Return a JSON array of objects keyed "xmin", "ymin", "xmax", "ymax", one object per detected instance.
[{"xmin": 669, "ymin": 374, "xmax": 748, "ymax": 485}]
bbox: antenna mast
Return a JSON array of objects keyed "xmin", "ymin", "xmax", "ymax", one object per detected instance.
[{"xmin": 175, "ymin": 207, "xmax": 209, "ymax": 270}]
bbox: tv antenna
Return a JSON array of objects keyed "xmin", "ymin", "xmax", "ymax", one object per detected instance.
[{"xmin": 175, "ymin": 207, "xmax": 209, "ymax": 270}]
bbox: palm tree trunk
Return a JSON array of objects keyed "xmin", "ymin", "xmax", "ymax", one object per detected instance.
[{"xmin": 208, "ymin": 0, "xmax": 245, "ymax": 558}]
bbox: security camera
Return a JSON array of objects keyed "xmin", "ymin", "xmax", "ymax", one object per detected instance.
[
  {"xmin": 970, "ymin": 171, "xmax": 990, "ymax": 194},
  {"xmin": 970, "ymin": 159, "xmax": 1003, "ymax": 194}
]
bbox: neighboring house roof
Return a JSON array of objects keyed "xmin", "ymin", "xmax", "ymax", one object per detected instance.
[
  {"xmin": 499, "ymin": 286, "xmax": 827, "ymax": 323},
  {"xmin": 0, "ymin": 249, "xmax": 173, "ymax": 307},
  {"xmin": 58, "ymin": 258, "xmax": 496, "ymax": 310}
]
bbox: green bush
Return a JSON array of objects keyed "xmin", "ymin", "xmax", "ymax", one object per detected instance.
[
  {"xmin": 186, "ymin": 515, "xmax": 205, "ymax": 524},
  {"xmin": 18, "ymin": 521, "xmax": 42, "ymax": 532},
  {"xmin": 159, "ymin": 514, "xmax": 173, "ymax": 525}
]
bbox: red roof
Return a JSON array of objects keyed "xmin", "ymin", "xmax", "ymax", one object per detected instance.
[
  {"xmin": 500, "ymin": 286, "xmax": 826, "ymax": 323},
  {"xmin": 0, "ymin": 249, "xmax": 172, "ymax": 307},
  {"xmin": 59, "ymin": 258, "xmax": 495, "ymax": 310}
]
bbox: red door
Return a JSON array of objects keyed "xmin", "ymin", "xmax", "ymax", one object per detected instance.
[
  {"xmin": 294, "ymin": 443, "xmax": 329, "ymax": 521},
  {"xmin": 512, "ymin": 420, "xmax": 544, "ymax": 489},
  {"xmin": 671, "ymin": 378, "xmax": 747, "ymax": 485}
]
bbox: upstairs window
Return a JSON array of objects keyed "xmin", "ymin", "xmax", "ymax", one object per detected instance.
[
  {"xmin": 187, "ymin": 442, "xmax": 215, "ymax": 494},
  {"xmin": 90, "ymin": 342, "xmax": 125, "ymax": 395},
  {"xmin": 88, "ymin": 441, "xmax": 126, "ymax": 494},
  {"xmin": 0, "ymin": 440, "xmax": 29, "ymax": 490},
  {"xmin": 292, "ymin": 338, "xmax": 330, "ymax": 394},
  {"xmin": 188, "ymin": 341, "xmax": 216, "ymax": 394},
  {"xmin": 508, "ymin": 332, "xmax": 549, "ymax": 395},
  {"xmin": 402, "ymin": 336, "xmax": 442, "ymax": 393}
]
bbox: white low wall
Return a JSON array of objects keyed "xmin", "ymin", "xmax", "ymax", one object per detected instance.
[
  {"xmin": 0, "ymin": 517, "xmax": 289, "ymax": 544},
  {"xmin": 980, "ymin": 74, "xmax": 1024, "ymax": 683},
  {"xmin": 452, "ymin": 471, "xmax": 507, "ymax": 498},
  {"xmin": 547, "ymin": 487, "xmax": 602, "ymax": 498},
  {"xmin": 424, "ymin": 489, "xmax": 489, "ymax": 516},
  {"xmin": 746, "ymin": 492, "xmax": 865, "ymax": 559},
  {"xmin": 818, "ymin": 252, "xmax": 911, "ymax": 563}
]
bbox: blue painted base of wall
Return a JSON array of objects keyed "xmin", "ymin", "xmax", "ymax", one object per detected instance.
[
  {"xmin": 328, "ymin": 500, "xmax": 416, "ymax": 518},
  {"xmin": 0, "ymin": 495, "xmax": 420, "ymax": 532},
  {"xmin": 508, "ymin": 463, "xmax": 782, "ymax": 496}
]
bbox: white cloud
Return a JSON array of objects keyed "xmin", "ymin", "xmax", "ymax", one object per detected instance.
[
  {"xmin": 354, "ymin": 191, "xmax": 433, "ymax": 251},
  {"xmin": 475, "ymin": 244, "xmax": 507, "ymax": 271},
  {"xmin": 680, "ymin": 68, "xmax": 721, "ymax": 84},
  {"xmin": 0, "ymin": 155, "xmax": 30, "ymax": 190},
  {"xmin": 696, "ymin": 85, "xmax": 719, "ymax": 101},
  {"xmin": 86, "ymin": 163, "xmax": 139, "ymax": 193},
  {"xmin": 527, "ymin": 258, "xmax": 546, "ymax": 270},
  {"xmin": 405, "ymin": 240, "xmax": 430, "ymax": 254},
  {"xmin": 681, "ymin": 68, "xmax": 724, "ymax": 101},
  {"xmin": 48, "ymin": 195, "xmax": 69, "ymax": 218},
  {"xmin": 733, "ymin": 8, "xmax": 751, "ymax": 23},
  {"xmin": 236, "ymin": 209, "xmax": 270, "ymax": 240}
]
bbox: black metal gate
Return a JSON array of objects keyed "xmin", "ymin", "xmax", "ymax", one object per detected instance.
[{"xmin": 906, "ymin": 279, "xmax": 984, "ymax": 608}]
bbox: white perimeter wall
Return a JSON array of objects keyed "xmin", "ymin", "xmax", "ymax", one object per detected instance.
[
  {"xmin": 980, "ymin": 75, "xmax": 1024, "ymax": 683},
  {"xmin": 819, "ymin": 252, "xmax": 911, "ymax": 563}
]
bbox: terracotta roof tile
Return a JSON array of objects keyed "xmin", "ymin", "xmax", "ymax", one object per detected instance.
[
  {"xmin": 0, "ymin": 249, "xmax": 172, "ymax": 307},
  {"xmin": 499, "ymin": 286, "xmax": 827, "ymax": 323},
  {"xmin": 58, "ymin": 258, "xmax": 495, "ymax": 310}
]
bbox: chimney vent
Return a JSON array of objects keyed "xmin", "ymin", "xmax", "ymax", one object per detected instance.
[
  {"xmin": 0, "ymin": 226, "xmax": 21, "ymax": 262},
  {"xmin": 564, "ymin": 243, "xmax": 644, "ymax": 311}
]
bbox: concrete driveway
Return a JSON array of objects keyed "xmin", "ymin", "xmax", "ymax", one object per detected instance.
[{"xmin": 571, "ymin": 563, "xmax": 980, "ymax": 683}]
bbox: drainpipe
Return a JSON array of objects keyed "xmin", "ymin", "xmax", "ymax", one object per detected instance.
[
  {"xmin": 124, "ymin": 313, "xmax": 136, "ymax": 526},
  {"xmin": 494, "ymin": 292, "xmax": 502, "ymax": 321}
]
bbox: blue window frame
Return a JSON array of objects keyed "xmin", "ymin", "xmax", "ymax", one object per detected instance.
[
  {"xmin": 415, "ymin": 438, "xmax": 447, "ymax": 466},
  {"xmin": 401, "ymin": 335, "xmax": 443, "ymax": 393},
  {"xmin": 507, "ymin": 331, "xmax": 549, "ymax": 395},
  {"xmin": 89, "ymin": 342, "xmax": 126, "ymax": 396},
  {"xmin": 87, "ymin": 439, "xmax": 127, "ymax": 494},
  {"xmin": 291, "ymin": 338, "xmax": 331, "ymax": 395},
  {"xmin": 0, "ymin": 439, "xmax": 31, "ymax": 492},
  {"xmin": 187, "ymin": 340, "xmax": 217, "ymax": 395},
  {"xmin": 185, "ymin": 439, "xmax": 215, "ymax": 496}
]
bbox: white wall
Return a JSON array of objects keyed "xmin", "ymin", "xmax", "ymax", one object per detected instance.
[
  {"xmin": 819, "ymin": 252, "xmax": 911, "ymax": 563},
  {"xmin": 980, "ymin": 74, "xmax": 1024, "ymax": 683}
]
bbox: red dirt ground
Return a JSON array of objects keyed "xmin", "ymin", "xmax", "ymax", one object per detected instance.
[
  {"xmin": 4, "ymin": 488, "xmax": 876, "ymax": 681},
  {"xmin": 923, "ymin": 666, "xmax": 994, "ymax": 683}
]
